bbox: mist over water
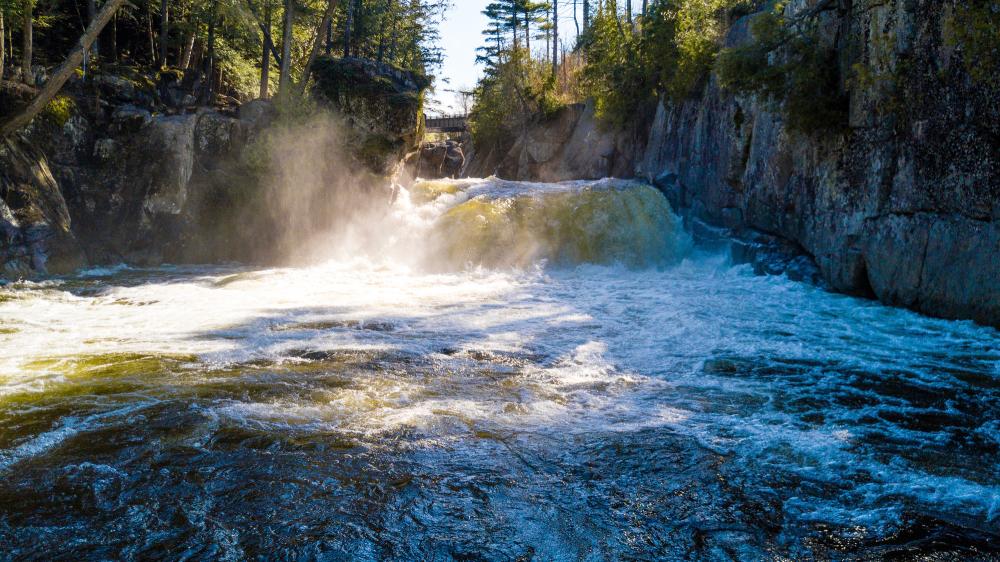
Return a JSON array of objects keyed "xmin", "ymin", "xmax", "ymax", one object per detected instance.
[{"xmin": 1, "ymin": 177, "xmax": 998, "ymax": 559}]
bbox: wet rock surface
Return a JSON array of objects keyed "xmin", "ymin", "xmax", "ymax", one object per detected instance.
[{"xmin": 0, "ymin": 138, "xmax": 86, "ymax": 275}]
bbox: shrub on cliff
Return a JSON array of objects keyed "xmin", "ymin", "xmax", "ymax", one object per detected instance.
[
  {"xmin": 470, "ymin": 47, "xmax": 569, "ymax": 149},
  {"xmin": 579, "ymin": 0, "xmax": 753, "ymax": 125},
  {"xmin": 715, "ymin": 8, "xmax": 849, "ymax": 134}
]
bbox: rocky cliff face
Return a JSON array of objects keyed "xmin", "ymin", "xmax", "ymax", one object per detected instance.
[
  {"xmin": 404, "ymin": 139, "xmax": 466, "ymax": 180},
  {"xmin": 465, "ymin": 0, "xmax": 999, "ymax": 327},
  {"xmin": 0, "ymin": 99, "xmax": 274, "ymax": 274},
  {"xmin": 0, "ymin": 59, "xmax": 427, "ymax": 276},
  {"xmin": 1, "ymin": 58, "xmax": 426, "ymax": 277},
  {"xmin": 638, "ymin": 0, "xmax": 999, "ymax": 326},
  {"xmin": 464, "ymin": 102, "xmax": 643, "ymax": 181},
  {"xmin": 0, "ymin": 138, "xmax": 85, "ymax": 275},
  {"xmin": 311, "ymin": 57, "xmax": 429, "ymax": 173}
]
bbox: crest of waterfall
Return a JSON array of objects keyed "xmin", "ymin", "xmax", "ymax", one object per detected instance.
[{"xmin": 340, "ymin": 177, "xmax": 691, "ymax": 269}]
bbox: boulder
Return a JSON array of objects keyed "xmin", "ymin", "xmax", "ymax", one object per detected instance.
[
  {"xmin": 0, "ymin": 138, "xmax": 85, "ymax": 275},
  {"xmin": 409, "ymin": 140, "xmax": 465, "ymax": 179}
]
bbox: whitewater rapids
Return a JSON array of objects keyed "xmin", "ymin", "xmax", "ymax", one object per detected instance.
[{"xmin": 0, "ymin": 178, "xmax": 997, "ymax": 558}]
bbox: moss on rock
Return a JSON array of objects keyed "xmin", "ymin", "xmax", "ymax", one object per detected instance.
[{"xmin": 41, "ymin": 96, "xmax": 77, "ymax": 128}]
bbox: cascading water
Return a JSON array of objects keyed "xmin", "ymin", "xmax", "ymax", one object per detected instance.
[{"xmin": 0, "ymin": 178, "xmax": 998, "ymax": 559}]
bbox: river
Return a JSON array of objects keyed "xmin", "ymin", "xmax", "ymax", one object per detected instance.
[{"xmin": 1, "ymin": 178, "xmax": 998, "ymax": 559}]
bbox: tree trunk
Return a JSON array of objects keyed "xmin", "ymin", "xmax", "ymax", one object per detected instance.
[
  {"xmin": 260, "ymin": 2, "xmax": 271, "ymax": 99},
  {"xmin": 627, "ymin": 0, "xmax": 632, "ymax": 25},
  {"xmin": 110, "ymin": 13, "xmax": 118, "ymax": 62},
  {"xmin": 583, "ymin": 0, "xmax": 589, "ymax": 31},
  {"xmin": 2, "ymin": 0, "xmax": 127, "ymax": 138},
  {"xmin": 343, "ymin": 0, "xmax": 355, "ymax": 57},
  {"xmin": 376, "ymin": 0, "xmax": 391, "ymax": 62},
  {"xmin": 295, "ymin": 0, "xmax": 339, "ymax": 97},
  {"xmin": 573, "ymin": 0, "xmax": 579, "ymax": 36},
  {"xmin": 181, "ymin": 30, "xmax": 195, "ymax": 69},
  {"xmin": 325, "ymin": 17, "xmax": 333, "ymax": 55},
  {"xmin": 552, "ymin": 0, "xmax": 558, "ymax": 76},
  {"xmin": 21, "ymin": 0, "xmax": 32, "ymax": 86},
  {"xmin": 545, "ymin": 7, "xmax": 550, "ymax": 61},
  {"xmin": 387, "ymin": 13, "xmax": 400, "ymax": 60},
  {"xmin": 1, "ymin": 9, "xmax": 5, "ymax": 81},
  {"xmin": 146, "ymin": 1, "xmax": 156, "ymax": 65},
  {"xmin": 87, "ymin": 0, "xmax": 100, "ymax": 57},
  {"xmin": 191, "ymin": 40, "xmax": 203, "ymax": 70},
  {"xmin": 278, "ymin": 0, "xmax": 294, "ymax": 95},
  {"xmin": 5, "ymin": 15, "xmax": 11, "ymax": 72},
  {"xmin": 642, "ymin": 0, "xmax": 647, "ymax": 18},
  {"xmin": 525, "ymin": 8, "xmax": 530, "ymax": 54},
  {"xmin": 159, "ymin": 0, "xmax": 169, "ymax": 67},
  {"xmin": 203, "ymin": 7, "xmax": 217, "ymax": 104},
  {"xmin": 512, "ymin": 9, "xmax": 518, "ymax": 48},
  {"xmin": 245, "ymin": 0, "xmax": 284, "ymax": 69}
]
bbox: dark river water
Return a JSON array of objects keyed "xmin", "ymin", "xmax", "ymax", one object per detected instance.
[{"xmin": 1, "ymin": 179, "xmax": 998, "ymax": 560}]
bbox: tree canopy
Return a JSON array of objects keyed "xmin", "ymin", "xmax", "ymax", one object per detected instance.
[{"xmin": 0, "ymin": 0, "xmax": 449, "ymax": 104}]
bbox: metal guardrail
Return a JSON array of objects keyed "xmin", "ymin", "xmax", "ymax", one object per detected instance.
[{"xmin": 425, "ymin": 114, "xmax": 468, "ymax": 132}]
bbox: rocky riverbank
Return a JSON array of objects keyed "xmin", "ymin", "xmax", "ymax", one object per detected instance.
[
  {"xmin": 0, "ymin": 57, "xmax": 427, "ymax": 275},
  {"xmin": 465, "ymin": 0, "xmax": 1000, "ymax": 328}
]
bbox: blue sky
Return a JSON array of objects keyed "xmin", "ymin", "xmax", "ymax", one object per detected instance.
[
  {"xmin": 426, "ymin": 1, "xmax": 490, "ymax": 115},
  {"xmin": 428, "ymin": 0, "xmax": 584, "ymax": 115}
]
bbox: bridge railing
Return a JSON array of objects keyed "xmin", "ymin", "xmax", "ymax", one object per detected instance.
[{"xmin": 425, "ymin": 114, "xmax": 469, "ymax": 132}]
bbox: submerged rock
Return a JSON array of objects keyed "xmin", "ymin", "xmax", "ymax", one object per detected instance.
[{"xmin": 730, "ymin": 231, "xmax": 826, "ymax": 287}]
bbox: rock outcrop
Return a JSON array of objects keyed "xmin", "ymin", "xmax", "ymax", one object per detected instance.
[
  {"xmin": 1, "ymin": 55, "xmax": 427, "ymax": 276},
  {"xmin": 637, "ymin": 0, "xmax": 999, "ymax": 326},
  {"xmin": 0, "ymin": 138, "xmax": 85, "ymax": 275},
  {"xmin": 311, "ymin": 57, "xmax": 429, "ymax": 173},
  {"xmin": 13, "ymin": 97, "xmax": 272, "ymax": 268},
  {"xmin": 406, "ymin": 139, "xmax": 466, "ymax": 179},
  {"xmin": 463, "ymin": 102, "xmax": 642, "ymax": 181}
]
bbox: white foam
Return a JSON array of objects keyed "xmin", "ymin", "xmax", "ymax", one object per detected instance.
[{"xmin": 1, "ymin": 177, "xmax": 998, "ymax": 533}]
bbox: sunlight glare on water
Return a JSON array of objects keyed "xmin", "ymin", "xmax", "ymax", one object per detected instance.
[{"xmin": 0, "ymin": 178, "xmax": 998, "ymax": 559}]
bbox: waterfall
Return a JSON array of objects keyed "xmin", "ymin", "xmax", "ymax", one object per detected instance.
[{"xmin": 395, "ymin": 177, "xmax": 690, "ymax": 269}]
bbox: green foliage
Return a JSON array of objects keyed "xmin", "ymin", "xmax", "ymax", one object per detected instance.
[
  {"xmin": 944, "ymin": 0, "xmax": 1000, "ymax": 87},
  {"xmin": 579, "ymin": 2, "xmax": 651, "ymax": 124},
  {"xmin": 5, "ymin": 0, "xmax": 446, "ymax": 105},
  {"xmin": 216, "ymin": 39, "xmax": 261, "ymax": 100},
  {"xmin": 716, "ymin": 9, "xmax": 849, "ymax": 134},
  {"xmin": 577, "ymin": 0, "xmax": 749, "ymax": 125},
  {"xmin": 670, "ymin": 0, "xmax": 747, "ymax": 97},
  {"xmin": 470, "ymin": 47, "xmax": 567, "ymax": 148},
  {"xmin": 310, "ymin": 56, "xmax": 429, "ymax": 119}
]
